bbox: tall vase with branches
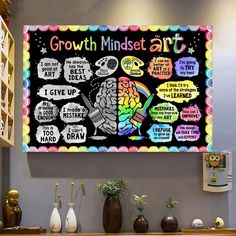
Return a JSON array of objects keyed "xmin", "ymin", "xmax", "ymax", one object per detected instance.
[
  {"xmin": 65, "ymin": 182, "xmax": 84, "ymax": 233},
  {"xmin": 97, "ymin": 179, "xmax": 128, "ymax": 233},
  {"xmin": 49, "ymin": 183, "xmax": 62, "ymax": 233}
]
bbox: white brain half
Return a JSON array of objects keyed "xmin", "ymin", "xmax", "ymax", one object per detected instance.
[{"xmin": 94, "ymin": 77, "xmax": 117, "ymax": 134}]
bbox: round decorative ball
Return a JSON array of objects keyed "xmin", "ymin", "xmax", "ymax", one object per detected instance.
[
  {"xmin": 215, "ymin": 217, "xmax": 224, "ymax": 229},
  {"xmin": 192, "ymin": 219, "xmax": 204, "ymax": 229}
]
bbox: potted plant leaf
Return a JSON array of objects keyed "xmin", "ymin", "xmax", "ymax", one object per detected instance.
[
  {"xmin": 133, "ymin": 195, "xmax": 149, "ymax": 233},
  {"xmin": 161, "ymin": 198, "xmax": 179, "ymax": 232},
  {"xmin": 97, "ymin": 179, "xmax": 128, "ymax": 233}
]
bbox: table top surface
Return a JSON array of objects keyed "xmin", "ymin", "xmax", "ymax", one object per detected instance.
[{"xmin": 0, "ymin": 233, "xmax": 236, "ymax": 236}]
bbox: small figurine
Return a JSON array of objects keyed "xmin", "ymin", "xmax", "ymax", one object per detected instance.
[
  {"xmin": 192, "ymin": 219, "xmax": 204, "ymax": 229},
  {"xmin": 3, "ymin": 190, "xmax": 22, "ymax": 228},
  {"xmin": 215, "ymin": 217, "xmax": 224, "ymax": 229}
]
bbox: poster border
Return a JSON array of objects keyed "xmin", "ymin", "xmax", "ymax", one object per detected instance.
[{"xmin": 22, "ymin": 25, "xmax": 213, "ymax": 152}]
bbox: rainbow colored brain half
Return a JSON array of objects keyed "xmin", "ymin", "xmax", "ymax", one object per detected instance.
[{"xmin": 94, "ymin": 77, "xmax": 142, "ymax": 135}]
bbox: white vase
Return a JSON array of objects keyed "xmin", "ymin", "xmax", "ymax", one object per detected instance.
[
  {"xmin": 65, "ymin": 203, "xmax": 77, "ymax": 233},
  {"xmin": 49, "ymin": 203, "xmax": 61, "ymax": 233}
]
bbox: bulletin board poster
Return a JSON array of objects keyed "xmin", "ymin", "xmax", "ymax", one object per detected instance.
[{"xmin": 23, "ymin": 25, "xmax": 213, "ymax": 152}]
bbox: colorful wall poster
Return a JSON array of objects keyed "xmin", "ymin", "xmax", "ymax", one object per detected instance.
[{"xmin": 23, "ymin": 25, "xmax": 212, "ymax": 152}]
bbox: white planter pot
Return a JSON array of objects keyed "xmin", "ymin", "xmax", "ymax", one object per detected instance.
[
  {"xmin": 65, "ymin": 203, "xmax": 77, "ymax": 233},
  {"xmin": 49, "ymin": 203, "xmax": 61, "ymax": 233}
]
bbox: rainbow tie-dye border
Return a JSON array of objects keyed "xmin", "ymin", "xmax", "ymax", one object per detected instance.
[{"xmin": 23, "ymin": 25, "xmax": 212, "ymax": 152}]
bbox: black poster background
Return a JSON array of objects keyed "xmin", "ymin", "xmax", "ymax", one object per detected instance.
[{"xmin": 27, "ymin": 28, "xmax": 208, "ymax": 149}]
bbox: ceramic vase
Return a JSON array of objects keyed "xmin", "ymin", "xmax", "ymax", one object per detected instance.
[
  {"xmin": 65, "ymin": 203, "xmax": 77, "ymax": 233},
  {"xmin": 103, "ymin": 196, "xmax": 122, "ymax": 233},
  {"xmin": 49, "ymin": 203, "xmax": 61, "ymax": 233},
  {"xmin": 133, "ymin": 215, "xmax": 149, "ymax": 233},
  {"xmin": 161, "ymin": 215, "xmax": 178, "ymax": 232}
]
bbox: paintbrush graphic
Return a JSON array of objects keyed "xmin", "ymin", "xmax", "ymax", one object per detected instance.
[
  {"xmin": 130, "ymin": 93, "xmax": 154, "ymax": 134},
  {"xmin": 81, "ymin": 93, "xmax": 105, "ymax": 135}
]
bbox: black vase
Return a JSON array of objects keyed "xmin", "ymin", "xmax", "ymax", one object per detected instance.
[
  {"xmin": 161, "ymin": 215, "xmax": 178, "ymax": 232},
  {"xmin": 134, "ymin": 215, "xmax": 149, "ymax": 233},
  {"xmin": 103, "ymin": 196, "xmax": 122, "ymax": 233}
]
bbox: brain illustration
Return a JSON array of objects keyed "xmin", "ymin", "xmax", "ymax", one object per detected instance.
[
  {"xmin": 94, "ymin": 77, "xmax": 142, "ymax": 136},
  {"xmin": 118, "ymin": 77, "xmax": 142, "ymax": 135},
  {"xmin": 94, "ymin": 78, "xmax": 117, "ymax": 134}
]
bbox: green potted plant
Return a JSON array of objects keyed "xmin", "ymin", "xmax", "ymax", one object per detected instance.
[
  {"xmin": 97, "ymin": 179, "xmax": 128, "ymax": 233},
  {"xmin": 133, "ymin": 195, "xmax": 149, "ymax": 233},
  {"xmin": 161, "ymin": 198, "xmax": 179, "ymax": 232}
]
